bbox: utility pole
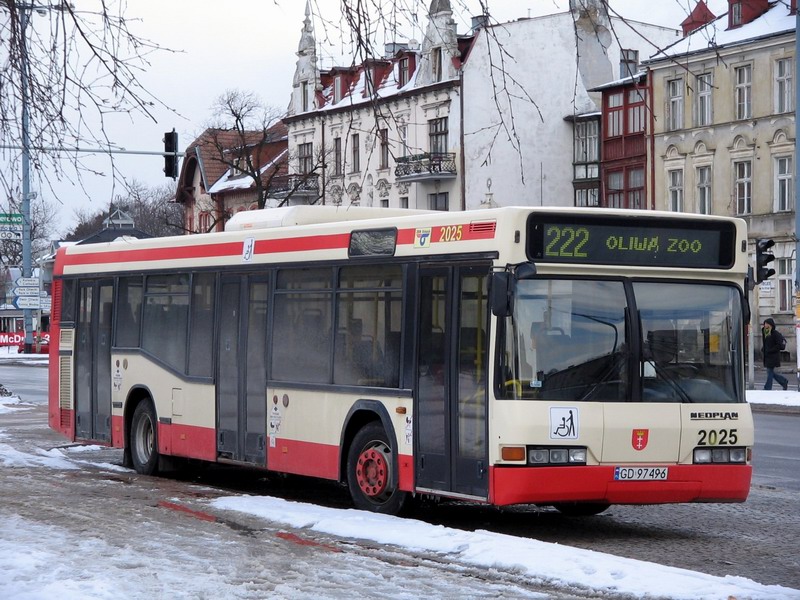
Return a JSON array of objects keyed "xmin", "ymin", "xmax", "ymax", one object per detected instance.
[{"xmin": 20, "ymin": 6, "xmax": 33, "ymax": 353}]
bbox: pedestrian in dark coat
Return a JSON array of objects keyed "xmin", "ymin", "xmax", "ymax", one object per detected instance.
[{"xmin": 762, "ymin": 318, "xmax": 789, "ymax": 391}]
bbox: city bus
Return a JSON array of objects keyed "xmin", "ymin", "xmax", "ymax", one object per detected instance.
[{"xmin": 48, "ymin": 205, "xmax": 753, "ymax": 515}]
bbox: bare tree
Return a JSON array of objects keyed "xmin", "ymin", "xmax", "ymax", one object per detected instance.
[
  {"xmin": 0, "ymin": 1, "xmax": 170, "ymax": 196},
  {"xmin": 202, "ymin": 90, "xmax": 289, "ymax": 211},
  {"xmin": 62, "ymin": 179, "xmax": 182, "ymax": 240}
]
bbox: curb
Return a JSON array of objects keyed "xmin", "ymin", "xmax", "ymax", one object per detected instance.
[{"xmin": 749, "ymin": 402, "xmax": 800, "ymax": 415}]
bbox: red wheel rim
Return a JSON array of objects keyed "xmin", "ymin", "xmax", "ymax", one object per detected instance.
[{"xmin": 356, "ymin": 446, "xmax": 389, "ymax": 498}]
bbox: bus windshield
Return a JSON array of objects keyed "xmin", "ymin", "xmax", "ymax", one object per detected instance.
[{"xmin": 500, "ymin": 279, "xmax": 744, "ymax": 403}]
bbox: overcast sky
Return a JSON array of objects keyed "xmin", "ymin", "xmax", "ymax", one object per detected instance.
[{"xmin": 33, "ymin": 0, "xmax": 704, "ymax": 234}]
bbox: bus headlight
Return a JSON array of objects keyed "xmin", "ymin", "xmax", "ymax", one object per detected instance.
[
  {"xmin": 693, "ymin": 447, "xmax": 748, "ymax": 464},
  {"xmin": 527, "ymin": 446, "xmax": 587, "ymax": 466}
]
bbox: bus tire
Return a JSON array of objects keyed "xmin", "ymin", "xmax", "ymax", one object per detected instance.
[
  {"xmin": 552, "ymin": 502, "xmax": 610, "ymax": 516},
  {"xmin": 347, "ymin": 422, "xmax": 408, "ymax": 515},
  {"xmin": 130, "ymin": 399, "xmax": 159, "ymax": 476}
]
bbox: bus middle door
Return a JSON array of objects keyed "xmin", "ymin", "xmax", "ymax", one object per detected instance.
[
  {"xmin": 216, "ymin": 274, "xmax": 269, "ymax": 465},
  {"xmin": 415, "ymin": 265, "xmax": 489, "ymax": 500}
]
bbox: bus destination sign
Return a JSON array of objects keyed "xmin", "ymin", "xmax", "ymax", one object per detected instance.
[{"xmin": 528, "ymin": 214, "xmax": 736, "ymax": 268}]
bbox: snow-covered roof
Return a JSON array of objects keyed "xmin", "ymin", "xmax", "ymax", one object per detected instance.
[
  {"xmin": 646, "ymin": 1, "xmax": 794, "ymax": 63},
  {"xmin": 208, "ymin": 148, "xmax": 289, "ymax": 194}
]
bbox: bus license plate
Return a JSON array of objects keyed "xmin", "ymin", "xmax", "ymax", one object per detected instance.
[{"xmin": 614, "ymin": 467, "xmax": 668, "ymax": 481}]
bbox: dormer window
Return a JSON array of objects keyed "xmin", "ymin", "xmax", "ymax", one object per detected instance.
[
  {"xmin": 398, "ymin": 57, "xmax": 410, "ymax": 87},
  {"xmin": 334, "ymin": 75, "xmax": 343, "ymax": 103},
  {"xmin": 432, "ymin": 47, "xmax": 443, "ymax": 82},
  {"xmin": 730, "ymin": 1, "xmax": 742, "ymax": 27}
]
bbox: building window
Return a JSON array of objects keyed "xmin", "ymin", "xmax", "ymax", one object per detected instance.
[
  {"xmin": 351, "ymin": 134, "xmax": 360, "ymax": 172},
  {"xmin": 776, "ymin": 156, "xmax": 793, "ymax": 212},
  {"xmin": 431, "ymin": 47, "xmax": 443, "ymax": 82},
  {"xmin": 573, "ymin": 120, "xmax": 599, "ymax": 180},
  {"xmin": 730, "ymin": 1, "xmax": 742, "ymax": 27},
  {"xmin": 298, "ymin": 142, "xmax": 313, "ymax": 174},
  {"xmin": 400, "ymin": 196, "xmax": 408, "ymax": 209},
  {"xmin": 776, "ymin": 58, "xmax": 794, "ymax": 114},
  {"xmin": 429, "ymin": 192, "xmax": 448, "ymax": 211},
  {"xmin": 734, "ymin": 160, "xmax": 752, "ymax": 214},
  {"xmin": 627, "ymin": 168, "xmax": 644, "ymax": 209},
  {"xmin": 333, "ymin": 137, "xmax": 342, "ymax": 176},
  {"xmin": 429, "ymin": 117, "xmax": 448, "ymax": 155},
  {"xmin": 606, "ymin": 170, "xmax": 624, "ymax": 208},
  {"xmin": 734, "ymin": 65, "xmax": 751, "ymax": 120},
  {"xmin": 398, "ymin": 57, "xmax": 410, "ymax": 87},
  {"xmin": 575, "ymin": 187, "xmax": 599, "ymax": 207},
  {"xmin": 607, "ymin": 92, "xmax": 623, "ymax": 137},
  {"xmin": 379, "ymin": 129, "xmax": 389, "ymax": 169},
  {"xmin": 334, "ymin": 75, "xmax": 343, "ymax": 104},
  {"xmin": 198, "ymin": 211, "xmax": 212, "ymax": 233},
  {"xmin": 778, "ymin": 258, "xmax": 794, "ymax": 312},
  {"xmin": 627, "ymin": 88, "xmax": 646, "ymax": 134},
  {"xmin": 695, "ymin": 73, "xmax": 713, "ymax": 127},
  {"xmin": 667, "ymin": 78, "xmax": 684, "ymax": 131},
  {"xmin": 380, "ymin": 198, "xmax": 389, "ymax": 208},
  {"xmin": 398, "ymin": 125, "xmax": 408, "ymax": 157},
  {"xmin": 668, "ymin": 169, "xmax": 684, "ymax": 212},
  {"xmin": 696, "ymin": 165, "xmax": 712, "ymax": 214},
  {"xmin": 301, "ymin": 81, "xmax": 309, "ymax": 112},
  {"xmin": 620, "ymin": 49, "xmax": 639, "ymax": 78}
]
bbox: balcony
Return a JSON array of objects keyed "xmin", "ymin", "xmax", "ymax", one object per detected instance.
[
  {"xmin": 395, "ymin": 152, "xmax": 457, "ymax": 182},
  {"xmin": 270, "ymin": 173, "xmax": 320, "ymax": 199}
]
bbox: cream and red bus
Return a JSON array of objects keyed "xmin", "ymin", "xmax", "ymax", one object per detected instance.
[{"xmin": 49, "ymin": 205, "xmax": 753, "ymax": 515}]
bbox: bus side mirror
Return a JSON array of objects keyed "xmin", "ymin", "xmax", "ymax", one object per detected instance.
[{"xmin": 491, "ymin": 272, "xmax": 512, "ymax": 317}]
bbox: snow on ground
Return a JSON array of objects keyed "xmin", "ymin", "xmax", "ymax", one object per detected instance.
[{"xmin": 0, "ymin": 393, "xmax": 799, "ymax": 599}]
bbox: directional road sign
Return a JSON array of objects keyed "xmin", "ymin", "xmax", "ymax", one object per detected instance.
[
  {"xmin": 0, "ymin": 231, "xmax": 22, "ymax": 240},
  {"xmin": 13, "ymin": 287, "xmax": 39, "ymax": 297},
  {"xmin": 0, "ymin": 213, "xmax": 23, "ymax": 226},
  {"xmin": 12, "ymin": 296, "xmax": 40, "ymax": 310},
  {"xmin": 15, "ymin": 277, "xmax": 39, "ymax": 287}
]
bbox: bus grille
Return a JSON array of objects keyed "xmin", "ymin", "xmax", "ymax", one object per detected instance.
[
  {"xmin": 469, "ymin": 221, "xmax": 496, "ymax": 235},
  {"xmin": 59, "ymin": 328, "xmax": 74, "ymax": 349},
  {"xmin": 59, "ymin": 356, "xmax": 72, "ymax": 412}
]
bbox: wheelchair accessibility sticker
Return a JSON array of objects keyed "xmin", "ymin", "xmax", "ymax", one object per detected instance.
[
  {"xmin": 550, "ymin": 406, "xmax": 579, "ymax": 440},
  {"xmin": 414, "ymin": 228, "xmax": 432, "ymax": 248}
]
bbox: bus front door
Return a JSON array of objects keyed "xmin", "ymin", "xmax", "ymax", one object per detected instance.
[
  {"xmin": 416, "ymin": 265, "xmax": 489, "ymax": 499},
  {"xmin": 217, "ymin": 275, "xmax": 269, "ymax": 465},
  {"xmin": 74, "ymin": 279, "xmax": 113, "ymax": 442}
]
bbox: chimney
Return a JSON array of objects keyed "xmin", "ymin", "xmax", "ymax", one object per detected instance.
[{"xmin": 471, "ymin": 14, "xmax": 489, "ymax": 32}]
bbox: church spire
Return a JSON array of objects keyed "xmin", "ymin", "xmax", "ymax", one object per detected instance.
[{"xmin": 290, "ymin": 0, "xmax": 320, "ymax": 116}]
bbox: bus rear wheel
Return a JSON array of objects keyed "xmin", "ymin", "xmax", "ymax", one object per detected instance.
[
  {"xmin": 130, "ymin": 400, "xmax": 159, "ymax": 476},
  {"xmin": 347, "ymin": 422, "xmax": 408, "ymax": 515}
]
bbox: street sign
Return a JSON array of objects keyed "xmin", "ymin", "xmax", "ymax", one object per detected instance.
[
  {"xmin": 0, "ymin": 213, "xmax": 23, "ymax": 226},
  {"xmin": 0, "ymin": 231, "xmax": 22, "ymax": 240},
  {"xmin": 40, "ymin": 298, "xmax": 52, "ymax": 312},
  {"xmin": 0, "ymin": 224, "xmax": 22, "ymax": 232},
  {"xmin": 12, "ymin": 296, "xmax": 40, "ymax": 309},
  {"xmin": 16, "ymin": 277, "xmax": 39, "ymax": 287},
  {"xmin": 13, "ymin": 287, "xmax": 39, "ymax": 297}
]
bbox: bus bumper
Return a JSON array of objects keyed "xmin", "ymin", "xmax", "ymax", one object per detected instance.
[{"xmin": 489, "ymin": 464, "xmax": 752, "ymax": 506}]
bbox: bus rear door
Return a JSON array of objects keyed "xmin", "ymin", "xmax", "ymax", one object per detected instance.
[{"xmin": 74, "ymin": 279, "xmax": 113, "ymax": 442}]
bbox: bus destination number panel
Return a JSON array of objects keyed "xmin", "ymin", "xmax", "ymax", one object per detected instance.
[{"xmin": 528, "ymin": 214, "xmax": 736, "ymax": 269}]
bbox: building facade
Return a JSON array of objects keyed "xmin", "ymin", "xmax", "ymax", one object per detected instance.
[{"xmin": 644, "ymin": 0, "xmax": 796, "ymax": 352}]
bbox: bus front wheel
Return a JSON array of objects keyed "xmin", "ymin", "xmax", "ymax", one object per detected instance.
[
  {"xmin": 347, "ymin": 422, "xmax": 408, "ymax": 515},
  {"xmin": 130, "ymin": 400, "xmax": 159, "ymax": 476},
  {"xmin": 552, "ymin": 502, "xmax": 610, "ymax": 516}
]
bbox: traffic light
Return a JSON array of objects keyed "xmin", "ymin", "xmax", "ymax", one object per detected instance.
[
  {"xmin": 163, "ymin": 129, "xmax": 178, "ymax": 179},
  {"xmin": 755, "ymin": 238, "xmax": 776, "ymax": 283}
]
